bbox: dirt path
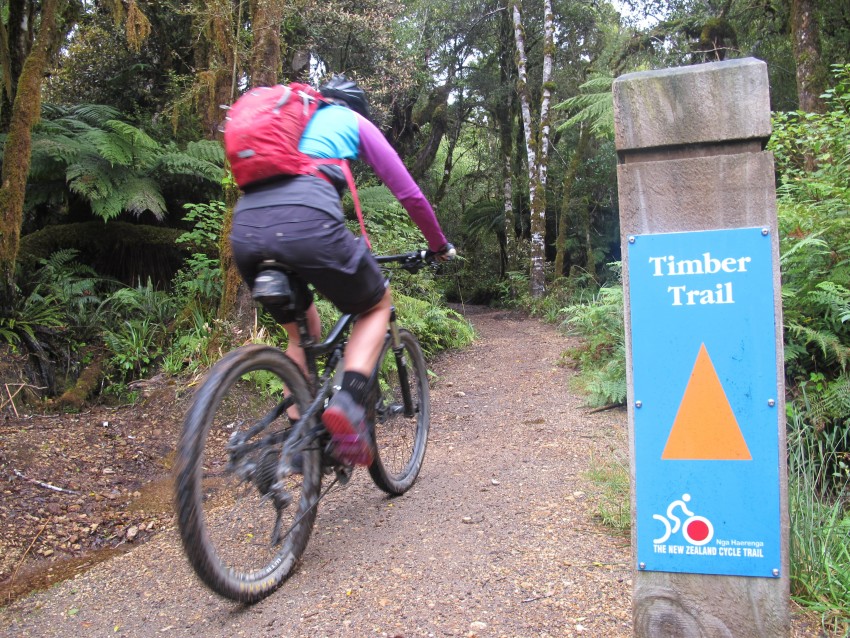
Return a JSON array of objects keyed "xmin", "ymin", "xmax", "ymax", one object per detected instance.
[{"xmin": 0, "ymin": 307, "xmax": 821, "ymax": 637}]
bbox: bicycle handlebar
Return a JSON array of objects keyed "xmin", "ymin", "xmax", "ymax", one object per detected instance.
[{"xmin": 375, "ymin": 245, "xmax": 456, "ymax": 271}]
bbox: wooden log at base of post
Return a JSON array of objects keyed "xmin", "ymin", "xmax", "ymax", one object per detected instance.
[{"xmin": 614, "ymin": 58, "xmax": 790, "ymax": 637}]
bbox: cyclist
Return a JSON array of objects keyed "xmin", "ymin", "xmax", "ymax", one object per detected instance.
[{"xmin": 229, "ymin": 76, "xmax": 453, "ymax": 467}]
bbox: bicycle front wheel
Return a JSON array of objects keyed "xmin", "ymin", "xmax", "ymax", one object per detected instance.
[
  {"xmin": 175, "ymin": 345, "xmax": 321, "ymax": 603},
  {"xmin": 367, "ymin": 329, "xmax": 430, "ymax": 494}
]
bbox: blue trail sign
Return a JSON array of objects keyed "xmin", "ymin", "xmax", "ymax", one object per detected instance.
[{"xmin": 628, "ymin": 227, "xmax": 781, "ymax": 578}]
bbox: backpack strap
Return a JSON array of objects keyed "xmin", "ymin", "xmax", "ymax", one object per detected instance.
[
  {"xmin": 338, "ymin": 161, "xmax": 371, "ymax": 251},
  {"xmin": 313, "ymin": 159, "xmax": 371, "ymax": 250}
]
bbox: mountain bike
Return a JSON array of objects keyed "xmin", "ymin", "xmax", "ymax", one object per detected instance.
[{"xmin": 174, "ymin": 249, "xmax": 445, "ymax": 603}]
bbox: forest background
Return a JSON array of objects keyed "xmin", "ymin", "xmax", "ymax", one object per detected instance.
[{"xmin": 0, "ymin": 0, "xmax": 847, "ymax": 629}]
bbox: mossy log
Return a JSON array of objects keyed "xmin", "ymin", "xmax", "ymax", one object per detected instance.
[{"xmin": 51, "ymin": 352, "xmax": 106, "ymax": 411}]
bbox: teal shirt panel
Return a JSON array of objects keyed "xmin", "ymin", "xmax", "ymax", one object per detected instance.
[{"xmin": 299, "ymin": 104, "xmax": 361, "ymax": 160}]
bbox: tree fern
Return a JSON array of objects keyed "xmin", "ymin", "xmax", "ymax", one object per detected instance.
[
  {"xmin": 463, "ymin": 200, "xmax": 504, "ymax": 236},
  {"xmin": 24, "ymin": 103, "xmax": 225, "ymax": 221},
  {"xmin": 184, "ymin": 140, "xmax": 225, "ymax": 165},
  {"xmin": 119, "ymin": 176, "xmax": 168, "ymax": 218},
  {"xmin": 154, "ymin": 152, "xmax": 223, "ymax": 182},
  {"xmin": 105, "ymin": 120, "xmax": 159, "ymax": 153},
  {"xmin": 554, "ymin": 74, "xmax": 615, "ymax": 139},
  {"xmin": 66, "ymin": 161, "xmax": 118, "ymax": 207}
]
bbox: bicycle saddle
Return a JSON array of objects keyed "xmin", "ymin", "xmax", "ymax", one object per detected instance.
[{"xmin": 252, "ymin": 261, "xmax": 296, "ymax": 312}]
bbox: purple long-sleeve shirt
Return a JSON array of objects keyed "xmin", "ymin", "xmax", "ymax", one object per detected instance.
[{"xmin": 297, "ymin": 105, "xmax": 447, "ymax": 252}]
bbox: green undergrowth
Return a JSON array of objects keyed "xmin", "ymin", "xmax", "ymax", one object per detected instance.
[{"xmin": 584, "ymin": 453, "xmax": 631, "ymax": 533}]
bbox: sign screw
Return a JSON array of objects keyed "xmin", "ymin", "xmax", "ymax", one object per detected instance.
[
  {"xmin": 768, "ymin": 398, "xmax": 776, "ymax": 407},
  {"xmin": 761, "ymin": 228, "xmax": 770, "ymax": 236},
  {"xmin": 639, "ymin": 563, "xmax": 646, "ymax": 570},
  {"xmin": 628, "ymin": 236, "xmax": 636, "ymax": 244},
  {"xmin": 635, "ymin": 401, "xmax": 643, "ymax": 408},
  {"xmin": 772, "ymin": 569, "xmax": 780, "ymax": 577}
]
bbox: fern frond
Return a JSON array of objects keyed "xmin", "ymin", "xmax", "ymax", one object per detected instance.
[
  {"xmin": 82, "ymin": 127, "xmax": 135, "ymax": 166},
  {"xmin": 809, "ymin": 281, "xmax": 850, "ymax": 323},
  {"xmin": 184, "ymin": 140, "xmax": 225, "ymax": 165},
  {"xmin": 104, "ymin": 120, "xmax": 159, "ymax": 152},
  {"xmin": 464, "ymin": 201, "xmax": 504, "ymax": 236},
  {"xmin": 154, "ymin": 152, "xmax": 224, "ymax": 182},
  {"xmin": 120, "ymin": 176, "xmax": 168, "ymax": 219},
  {"xmin": 786, "ymin": 321, "xmax": 850, "ymax": 368},
  {"xmin": 554, "ymin": 74, "xmax": 615, "ymax": 138},
  {"xmin": 61, "ymin": 104, "xmax": 123, "ymax": 126},
  {"xmin": 89, "ymin": 187, "xmax": 127, "ymax": 220},
  {"xmin": 29, "ymin": 136, "xmax": 83, "ymax": 179},
  {"xmin": 66, "ymin": 161, "xmax": 116, "ymax": 202}
]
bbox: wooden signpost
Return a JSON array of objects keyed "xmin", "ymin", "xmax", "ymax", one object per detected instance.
[{"xmin": 614, "ymin": 58, "xmax": 790, "ymax": 636}]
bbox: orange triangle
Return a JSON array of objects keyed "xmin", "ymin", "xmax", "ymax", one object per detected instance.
[{"xmin": 662, "ymin": 343, "xmax": 752, "ymax": 461}]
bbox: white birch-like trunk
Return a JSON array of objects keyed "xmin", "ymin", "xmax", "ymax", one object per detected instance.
[
  {"xmin": 503, "ymin": 155, "xmax": 514, "ymax": 268},
  {"xmin": 529, "ymin": 0, "xmax": 554, "ymax": 297},
  {"xmin": 512, "ymin": 1, "xmax": 546, "ymax": 297}
]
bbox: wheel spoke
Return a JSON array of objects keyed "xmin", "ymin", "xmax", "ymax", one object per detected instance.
[
  {"xmin": 176, "ymin": 345, "xmax": 322, "ymax": 602},
  {"xmin": 367, "ymin": 330, "xmax": 430, "ymax": 494}
]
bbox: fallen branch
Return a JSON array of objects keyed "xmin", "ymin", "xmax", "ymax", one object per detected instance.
[
  {"xmin": 1, "ymin": 383, "xmax": 47, "ymax": 417},
  {"xmin": 12, "ymin": 469, "xmax": 81, "ymax": 495},
  {"xmin": 586, "ymin": 403, "xmax": 624, "ymax": 414},
  {"xmin": 11, "ymin": 522, "xmax": 47, "ymax": 583}
]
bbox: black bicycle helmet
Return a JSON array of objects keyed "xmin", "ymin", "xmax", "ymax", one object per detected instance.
[{"xmin": 319, "ymin": 75, "xmax": 370, "ymax": 120}]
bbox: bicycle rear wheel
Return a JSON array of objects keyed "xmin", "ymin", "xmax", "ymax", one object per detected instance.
[
  {"xmin": 175, "ymin": 345, "xmax": 321, "ymax": 603},
  {"xmin": 367, "ymin": 329, "xmax": 430, "ymax": 494}
]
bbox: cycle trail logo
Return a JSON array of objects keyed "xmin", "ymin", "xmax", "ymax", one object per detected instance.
[
  {"xmin": 653, "ymin": 494, "xmax": 713, "ymax": 546},
  {"xmin": 628, "ymin": 228, "xmax": 782, "ymax": 579},
  {"xmin": 649, "ymin": 494, "xmax": 768, "ymax": 563}
]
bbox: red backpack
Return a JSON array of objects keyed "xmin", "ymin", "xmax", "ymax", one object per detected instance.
[
  {"xmin": 223, "ymin": 82, "xmax": 372, "ymax": 247},
  {"xmin": 223, "ymin": 83, "xmax": 326, "ymax": 188}
]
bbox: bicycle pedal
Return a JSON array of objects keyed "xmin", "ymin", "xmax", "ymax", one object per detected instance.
[
  {"xmin": 270, "ymin": 481, "xmax": 294, "ymax": 509},
  {"xmin": 334, "ymin": 465, "xmax": 353, "ymax": 485}
]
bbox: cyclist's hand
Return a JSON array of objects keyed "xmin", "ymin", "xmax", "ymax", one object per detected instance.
[{"xmin": 433, "ymin": 242, "xmax": 456, "ymax": 263}]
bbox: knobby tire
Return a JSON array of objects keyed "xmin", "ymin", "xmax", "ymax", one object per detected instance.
[
  {"xmin": 367, "ymin": 329, "xmax": 430, "ymax": 494},
  {"xmin": 175, "ymin": 345, "xmax": 321, "ymax": 603}
]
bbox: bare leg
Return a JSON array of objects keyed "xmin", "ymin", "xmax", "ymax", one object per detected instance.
[
  {"xmin": 281, "ymin": 302, "xmax": 322, "ymax": 377},
  {"xmin": 343, "ymin": 287, "xmax": 392, "ymax": 375},
  {"xmin": 281, "ymin": 303, "xmax": 322, "ymax": 419},
  {"xmin": 320, "ymin": 288, "xmax": 392, "ymax": 466}
]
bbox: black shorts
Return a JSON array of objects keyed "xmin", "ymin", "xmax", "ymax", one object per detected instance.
[{"xmin": 230, "ymin": 204, "xmax": 387, "ymax": 323}]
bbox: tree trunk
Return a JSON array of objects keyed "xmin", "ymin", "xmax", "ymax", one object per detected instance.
[
  {"xmin": 790, "ymin": 0, "xmax": 826, "ymax": 113},
  {"xmin": 192, "ymin": 0, "xmax": 237, "ymax": 138},
  {"xmin": 512, "ymin": 1, "xmax": 546, "ymax": 298},
  {"xmin": 0, "ymin": 0, "xmax": 35, "ymax": 132},
  {"xmin": 554, "ymin": 126, "xmax": 589, "ymax": 277},
  {"xmin": 0, "ymin": 0, "xmax": 61, "ymax": 312},
  {"xmin": 410, "ymin": 83, "xmax": 451, "ymax": 181},
  {"xmin": 531, "ymin": 0, "xmax": 554, "ymax": 294},
  {"xmin": 581, "ymin": 201, "xmax": 596, "ymax": 277},
  {"xmin": 218, "ymin": 0, "xmax": 283, "ymax": 327},
  {"xmin": 497, "ymin": 5, "xmax": 516, "ymax": 272},
  {"xmin": 502, "ymin": 155, "xmax": 515, "ymax": 272},
  {"xmin": 433, "ymin": 97, "xmax": 467, "ymax": 206},
  {"xmin": 248, "ymin": 0, "xmax": 283, "ymax": 86},
  {"xmin": 217, "ymin": 181, "xmax": 255, "ymax": 325}
]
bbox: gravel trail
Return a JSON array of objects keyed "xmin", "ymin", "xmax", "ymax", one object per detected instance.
[{"xmin": 1, "ymin": 307, "xmax": 639, "ymax": 637}]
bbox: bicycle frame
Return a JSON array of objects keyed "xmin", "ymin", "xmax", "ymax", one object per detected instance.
[{"xmin": 231, "ymin": 250, "xmax": 436, "ymax": 489}]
